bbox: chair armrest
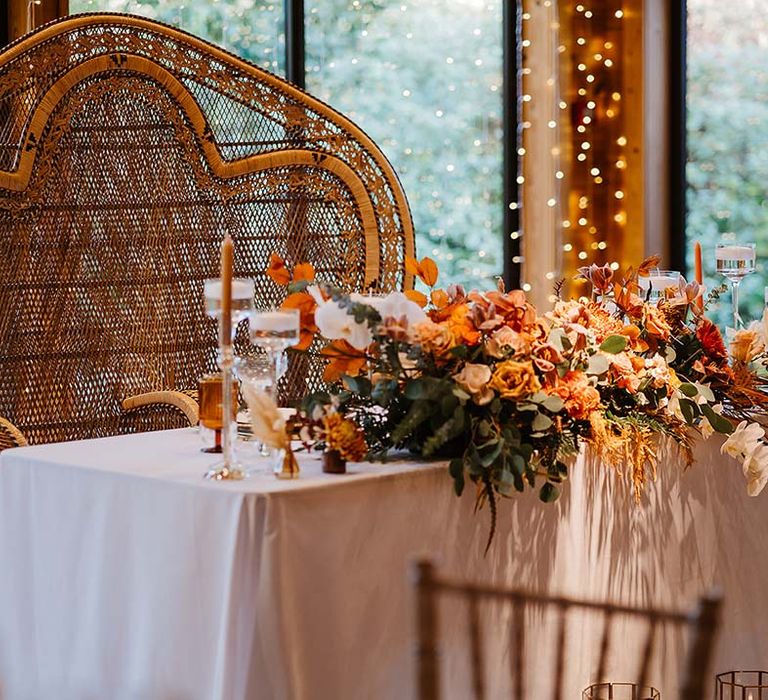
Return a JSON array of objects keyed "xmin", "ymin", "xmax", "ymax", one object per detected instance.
[
  {"xmin": 0, "ymin": 417, "xmax": 28, "ymax": 450},
  {"xmin": 122, "ymin": 391, "xmax": 199, "ymax": 427}
]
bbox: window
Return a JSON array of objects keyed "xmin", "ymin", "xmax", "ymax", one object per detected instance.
[
  {"xmin": 69, "ymin": 0, "xmax": 509, "ymax": 290},
  {"xmin": 685, "ymin": 0, "xmax": 768, "ymax": 326}
]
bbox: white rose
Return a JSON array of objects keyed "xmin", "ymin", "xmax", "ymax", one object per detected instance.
[{"xmin": 314, "ymin": 300, "xmax": 372, "ymax": 350}]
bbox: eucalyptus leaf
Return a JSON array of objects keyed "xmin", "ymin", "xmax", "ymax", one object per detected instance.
[
  {"xmin": 679, "ymin": 397, "xmax": 699, "ymax": 425},
  {"xmin": 587, "ymin": 352, "xmax": 610, "ymax": 375},
  {"xmin": 532, "ymin": 412, "xmax": 553, "ymax": 431},
  {"xmin": 343, "ymin": 374, "xmax": 371, "ymax": 396},
  {"xmin": 452, "ymin": 386, "xmax": 471, "ymax": 402},
  {"xmin": 678, "ymin": 382, "xmax": 699, "ymax": 398},
  {"xmin": 541, "ymin": 395, "xmax": 565, "ymax": 413},
  {"xmin": 404, "ymin": 380, "xmax": 426, "ymax": 400},
  {"xmin": 695, "ymin": 382, "xmax": 715, "ymax": 403},
  {"xmin": 449, "ymin": 458, "xmax": 465, "ymax": 496},
  {"xmin": 701, "ymin": 404, "xmax": 734, "ymax": 434},
  {"xmin": 600, "ymin": 334, "xmax": 628, "ymax": 354},
  {"xmin": 548, "ymin": 327, "xmax": 566, "ymax": 353},
  {"xmin": 479, "ymin": 441, "xmax": 503, "ymax": 467},
  {"xmin": 539, "ymin": 482, "xmax": 561, "ymax": 503}
]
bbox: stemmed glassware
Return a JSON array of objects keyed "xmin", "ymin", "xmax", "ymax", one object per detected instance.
[
  {"xmin": 637, "ymin": 268, "xmax": 681, "ymax": 302},
  {"xmin": 202, "ymin": 277, "xmax": 255, "ymax": 480},
  {"xmin": 248, "ymin": 307, "xmax": 300, "ymax": 399},
  {"xmin": 716, "ymin": 241, "xmax": 756, "ymax": 328}
]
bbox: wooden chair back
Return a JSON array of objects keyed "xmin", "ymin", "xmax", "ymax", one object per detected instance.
[
  {"xmin": 414, "ymin": 560, "xmax": 721, "ymax": 700},
  {"xmin": 0, "ymin": 13, "xmax": 414, "ymax": 447}
]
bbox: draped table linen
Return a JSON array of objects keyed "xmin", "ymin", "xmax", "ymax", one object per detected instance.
[{"xmin": 0, "ymin": 428, "xmax": 765, "ymax": 699}]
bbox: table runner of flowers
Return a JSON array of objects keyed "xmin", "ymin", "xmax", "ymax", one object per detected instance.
[{"xmin": 252, "ymin": 254, "xmax": 768, "ymax": 549}]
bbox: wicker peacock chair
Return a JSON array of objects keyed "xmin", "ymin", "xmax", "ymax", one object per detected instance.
[{"xmin": 0, "ymin": 13, "xmax": 414, "ymax": 450}]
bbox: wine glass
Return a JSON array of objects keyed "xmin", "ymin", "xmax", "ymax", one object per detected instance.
[
  {"xmin": 202, "ymin": 277, "xmax": 255, "ymax": 481},
  {"xmin": 716, "ymin": 241, "xmax": 756, "ymax": 328},
  {"xmin": 248, "ymin": 307, "xmax": 300, "ymax": 400},
  {"xmin": 637, "ymin": 268, "xmax": 681, "ymax": 302}
]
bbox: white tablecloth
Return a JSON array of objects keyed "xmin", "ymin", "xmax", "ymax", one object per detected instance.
[{"xmin": 0, "ymin": 429, "xmax": 766, "ymax": 699}]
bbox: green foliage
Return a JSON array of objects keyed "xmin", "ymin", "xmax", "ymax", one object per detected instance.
[
  {"xmin": 687, "ymin": 0, "xmax": 768, "ymax": 328},
  {"xmin": 71, "ymin": 0, "xmax": 503, "ymax": 290},
  {"xmin": 599, "ymin": 335, "xmax": 628, "ymax": 354}
]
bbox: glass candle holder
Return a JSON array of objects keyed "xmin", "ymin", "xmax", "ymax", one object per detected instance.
[
  {"xmin": 582, "ymin": 682, "xmax": 660, "ymax": 700},
  {"xmin": 249, "ymin": 308, "xmax": 300, "ymax": 402},
  {"xmin": 716, "ymin": 242, "xmax": 756, "ymax": 329},
  {"xmin": 638, "ymin": 269, "xmax": 681, "ymax": 302},
  {"xmin": 716, "ymin": 671, "xmax": 768, "ymax": 699}
]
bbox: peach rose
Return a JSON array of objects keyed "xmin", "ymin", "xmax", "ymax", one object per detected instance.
[
  {"xmin": 453, "ymin": 363, "xmax": 494, "ymax": 405},
  {"xmin": 730, "ymin": 328, "xmax": 764, "ymax": 363},
  {"xmin": 642, "ymin": 304, "xmax": 671, "ymax": 341},
  {"xmin": 489, "ymin": 360, "xmax": 541, "ymax": 400},
  {"xmin": 410, "ymin": 320, "xmax": 454, "ymax": 356},
  {"xmin": 485, "ymin": 326, "xmax": 526, "ymax": 359},
  {"xmin": 609, "ymin": 352, "xmax": 643, "ymax": 393}
]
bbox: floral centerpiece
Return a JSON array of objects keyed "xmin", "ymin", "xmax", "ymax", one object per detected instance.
[{"xmin": 255, "ymin": 253, "xmax": 768, "ymax": 548}]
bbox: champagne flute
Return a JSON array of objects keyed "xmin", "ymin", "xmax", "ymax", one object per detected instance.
[{"xmin": 716, "ymin": 242, "xmax": 756, "ymax": 328}]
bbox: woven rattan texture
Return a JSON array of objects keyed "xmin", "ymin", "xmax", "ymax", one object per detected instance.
[{"xmin": 0, "ymin": 14, "xmax": 414, "ymax": 447}]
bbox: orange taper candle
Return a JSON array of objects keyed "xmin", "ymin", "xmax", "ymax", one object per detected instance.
[
  {"xmin": 220, "ymin": 235, "xmax": 233, "ymax": 346},
  {"xmin": 694, "ymin": 241, "xmax": 703, "ymax": 285},
  {"xmin": 694, "ymin": 241, "xmax": 703, "ymax": 311}
]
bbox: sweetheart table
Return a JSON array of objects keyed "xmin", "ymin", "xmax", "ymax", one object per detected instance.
[{"xmin": 0, "ymin": 429, "xmax": 766, "ymax": 699}]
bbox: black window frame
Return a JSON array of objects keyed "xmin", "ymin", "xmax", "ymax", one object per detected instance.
[
  {"xmin": 669, "ymin": 0, "xmax": 687, "ymax": 273},
  {"xmin": 284, "ymin": 0, "xmax": 521, "ymax": 289}
]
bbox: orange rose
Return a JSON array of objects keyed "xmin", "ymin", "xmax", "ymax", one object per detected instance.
[
  {"xmin": 410, "ymin": 320, "xmax": 455, "ymax": 356},
  {"xmin": 545, "ymin": 370, "xmax": 601, "ymax": 420},
  {"xmin": 489, "ymin": 360, "xmax": 541, "ymax": 400},
  {"xmin": 447, "ymin": 305, "xmax": 481, "ymax": 346}
]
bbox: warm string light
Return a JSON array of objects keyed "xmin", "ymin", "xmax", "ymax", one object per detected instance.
[
  {"xmin": 560, "ymin": 2, "xmax": 627, "ymax": 283},
  {"xmin": 518, "ymin": 0, "xmax": 564, "ymax": 299}
]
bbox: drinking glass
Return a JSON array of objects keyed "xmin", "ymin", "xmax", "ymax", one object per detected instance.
[
  {"xmin": 198, "ymin": 373, "xmax": 239, "ymax": 453},
  {"xmin": 716, "ymin": 242, "xmax": 756, "ymax": 328},
  {"xmin": 249, "ymin": 308, "xmax": 300, "ymax": 399},
  {"xmin": 638, "ymin": 269, "xmax": 681, "ymax": 302}
]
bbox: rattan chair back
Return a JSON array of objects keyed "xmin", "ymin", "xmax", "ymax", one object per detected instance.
[
  {"xmin": 0, "ymin": 13, "xmax": 414, "ymax": 447},
  {"xmin": 414, "ymin": 560, "xmax": 721, "ymax": 700}
]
